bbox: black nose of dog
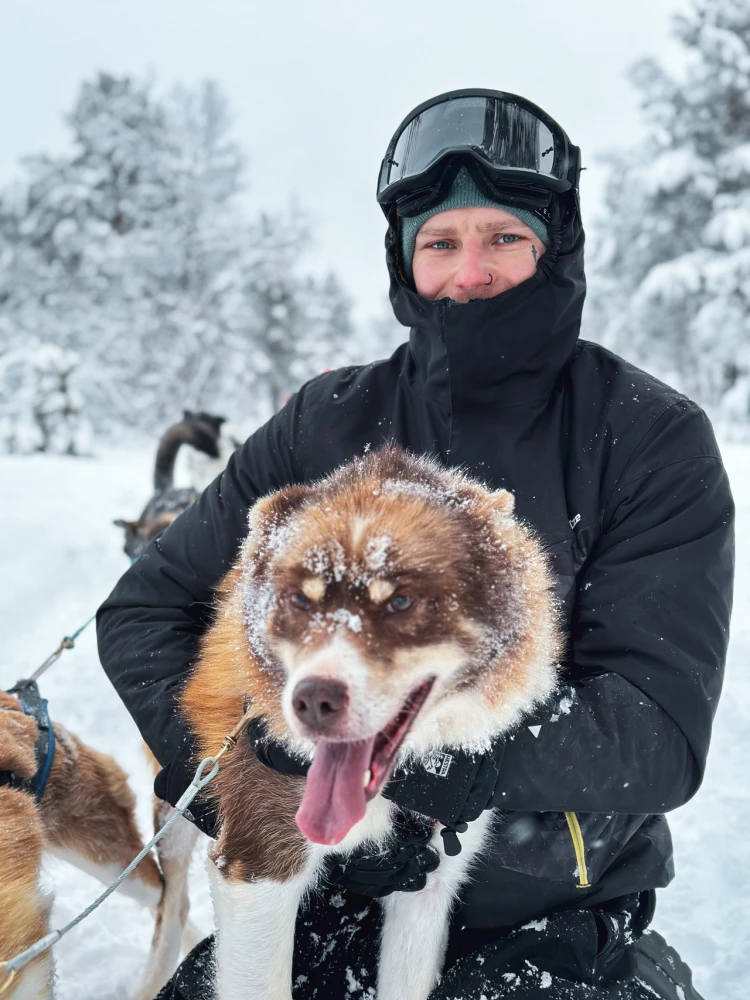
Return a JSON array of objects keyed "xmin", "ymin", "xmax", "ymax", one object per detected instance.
[{"xmin": 292, "ymin": 677, "xmax": 349, "ymax": 731}]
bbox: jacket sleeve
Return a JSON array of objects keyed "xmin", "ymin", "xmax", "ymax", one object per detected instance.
[
  {"xmin": 96, "ymin": 396, "xmax": 304, "ymax": 806},
  {"xmin": 491, "ymin": 400, "xmax": 735, "ymax": 815}
]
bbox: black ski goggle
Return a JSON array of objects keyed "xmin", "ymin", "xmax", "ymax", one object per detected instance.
[{"xmin": 377, "ymin": 89, "xmax": 580, "ymax": 217}]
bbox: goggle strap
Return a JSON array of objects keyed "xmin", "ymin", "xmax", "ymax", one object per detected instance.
[{"xmin": 394, "ymin": 156, "xmax": 556, "ymax": 222}]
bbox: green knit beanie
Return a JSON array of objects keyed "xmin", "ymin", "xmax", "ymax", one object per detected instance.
[{"xmin": 399, "ymin": 167, "xmax": 550, "ymax": 280}]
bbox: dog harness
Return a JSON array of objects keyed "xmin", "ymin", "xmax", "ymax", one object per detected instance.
[{"xmin": 0, "ymin": 678, "xmax": 56, "ymax": 802}]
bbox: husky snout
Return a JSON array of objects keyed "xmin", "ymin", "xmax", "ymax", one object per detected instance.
[
  {"xmin": 280, "ymin": 636, "xmax": 378, "ymax": 741},
  {"xmin": 292, "ymin": 677, "xmax": 349, "ymax": 734}
]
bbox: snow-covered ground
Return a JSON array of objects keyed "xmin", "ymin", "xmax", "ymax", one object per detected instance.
[{"xmin": 0, "ymin": 443, "xmax": 747, "ymax": 998}]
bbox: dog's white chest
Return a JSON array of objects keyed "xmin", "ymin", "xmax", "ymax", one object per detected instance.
[{"xmin": 209, "ymin": 804, "xmax": 493, "ymax": 1000}]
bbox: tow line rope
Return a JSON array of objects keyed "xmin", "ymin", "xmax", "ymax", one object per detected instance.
[
  {"xmin": 0, "ymin": 612, "xmax": 97, "ymax": 809},
  {"xmin": 28, "ymin": 612, "xmax": 97, "ymax": 684},
  {"xmin": 0, "ymin": 707, "xmax": 255, "ymax": 995}
]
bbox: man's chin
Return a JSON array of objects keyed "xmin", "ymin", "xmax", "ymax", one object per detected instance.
[{"xmin": 445, "ymin": 290, "xmax": 503, "ymax": 303}]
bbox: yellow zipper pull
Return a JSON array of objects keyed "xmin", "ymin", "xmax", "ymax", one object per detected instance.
[{"xmin": 564, "ymin": 812, "xmax": 591, "ymax": 889}]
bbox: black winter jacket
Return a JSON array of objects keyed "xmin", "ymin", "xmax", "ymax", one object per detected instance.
[{"xmin": 97, "ymin": 194, "xmax": 734, "ymax": 930}]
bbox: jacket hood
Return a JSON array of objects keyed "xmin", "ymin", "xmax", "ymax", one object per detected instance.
[{"xmin": 386, "ymin": 193, "xmax": 587, "ymax": 408}]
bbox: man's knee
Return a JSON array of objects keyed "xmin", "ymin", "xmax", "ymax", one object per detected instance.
[
  {"xmin": 633, "ymin": 930, "xmax": 706, "ymax": 1000},
  {"xmin": 154, "ymin": 936, "xmax": 214, "ymax": 1000}
]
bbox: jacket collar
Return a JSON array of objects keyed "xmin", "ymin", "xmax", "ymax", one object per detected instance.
[{"xmin": 387, "ymin": 196, "xmax": 587, "ymax": 409}]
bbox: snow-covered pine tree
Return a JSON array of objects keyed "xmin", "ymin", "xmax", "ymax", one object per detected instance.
[
  {"xmin": 0, "ymin": 74, "xmax": 183, "ymax": 430},
  {"xmin": 127, "ymin": 79, "xmax": 251, "ymax": 423},
  {"xmin": 0, "ymin": 342, "xmax": 91, "ymax": 454},
  {"xmin": 585, "ymin": 0, "xmax": 750, "ymax": 428},
  {"xmin": 294, "ymin": 273, "xmax": 353, "ymax": 378},
  {"xmin": 234, "ymin": 210, "xmax": 358, "ymax": 415}
]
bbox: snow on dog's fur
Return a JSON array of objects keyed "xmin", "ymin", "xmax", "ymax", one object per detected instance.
[{"xmin": 182, "ymin": 446, "xmax": 562, "ymax": 1000}]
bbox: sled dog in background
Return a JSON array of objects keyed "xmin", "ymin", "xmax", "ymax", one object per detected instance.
[
  {"xmin": 180, "ymin": 410, "xmax": 242, "ymax": 492},
  {"xmin": 114, "ymin": 410, "xmax": 236, "ymax": 562},
  {"xmin": 179, "ymin": 446, "xmax": 562, "ymax": 1000},
  {"xmin": 0, "ymin": 689, "xmax": 164, "ymax": 1000}
]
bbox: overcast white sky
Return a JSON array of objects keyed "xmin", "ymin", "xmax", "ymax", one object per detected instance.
[{"xmin": 0, "ymin": 0, "xmax": 689, "ymax": 324}]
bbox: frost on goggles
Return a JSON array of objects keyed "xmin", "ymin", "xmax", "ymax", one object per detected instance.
[{"xmin": 379, "ymin": 96, "xmax": 566, "ymax": 199}]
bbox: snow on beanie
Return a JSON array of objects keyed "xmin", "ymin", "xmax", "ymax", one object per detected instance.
[{"xmin": 399, "ymin": 167, "xmax": 550, "ymax": 281}]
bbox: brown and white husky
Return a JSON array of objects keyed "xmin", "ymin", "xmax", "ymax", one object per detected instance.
[
  {"xmin": 0, "ymin": 692, "xmax": 165, "ymax": 999},
  {"xmin": 181, "ymin": 446, "xmax": 562, "ymax": 1000}
]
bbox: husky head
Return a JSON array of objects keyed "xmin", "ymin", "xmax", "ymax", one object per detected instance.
[{"xmin": 230, "ymin": 446, "xmax": 561, "ymax": 845}]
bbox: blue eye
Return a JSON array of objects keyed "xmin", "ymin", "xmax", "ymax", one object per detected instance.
[
  {"xmin": 498, "ymin": 234, "xmax": 521, "ymax": 244},
  {"xmin": 290, "ymin": 593, "xmax": 310, "ymax": 610},
  {"xmin": 387, "ymin": 594, "xmax": 415, "ymax": 613}
]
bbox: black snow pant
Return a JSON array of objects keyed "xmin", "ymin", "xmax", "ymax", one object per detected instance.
[{"xmin": 155, "ymin": 888, "xmax": 705, "ymax": 999}]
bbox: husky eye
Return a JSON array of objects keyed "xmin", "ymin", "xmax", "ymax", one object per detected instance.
[
  {"xmin": 289, "ymin": 593, "xmax": 310, "ymax": 610},
  {"xmin": 386, "ymin": 594, "xmax": 415, "ymax": 614}
]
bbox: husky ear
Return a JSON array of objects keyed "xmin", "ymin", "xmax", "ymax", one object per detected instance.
[
  {"xmin": 113, "ymin": 518, "xmax": 137, "ymax": 529},
  {"xmin": 245, "ymin": 484, "xmax": 314, "ymax": 552},
  {"xmin": 490, "ymin": 489, "xmax": 515, "ymax": 517}
]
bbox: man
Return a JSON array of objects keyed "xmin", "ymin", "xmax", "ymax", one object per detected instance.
[{"xmin": 97, "ymin": 90, "xmax": 734, "ymax": 998}]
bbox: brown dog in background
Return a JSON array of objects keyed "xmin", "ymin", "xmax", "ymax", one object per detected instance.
[{"xmin": 0, "ymin": 690, "xmax": 166, "ymax": 999}]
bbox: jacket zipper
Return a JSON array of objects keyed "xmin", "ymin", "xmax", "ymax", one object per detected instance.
[{"xmin": 564, "ymin": 812, "xmax": 591, "ymax": 889}]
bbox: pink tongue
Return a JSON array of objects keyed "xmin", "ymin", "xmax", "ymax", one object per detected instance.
[{"xmin": 295, "ymin": 737, "xmax": 376, "ymax": 845}]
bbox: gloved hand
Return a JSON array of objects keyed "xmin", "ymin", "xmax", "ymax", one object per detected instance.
[
  {"xmin": 381, "ymin": 749, "xmax": 501, "ymax": 854},
  {"xmin": 247, "ymin": 717, "xmax": 503, "ymax": 856},
  {"xmin": 325, "ymin": 811, "xmax": 441, "ymax": 898}
]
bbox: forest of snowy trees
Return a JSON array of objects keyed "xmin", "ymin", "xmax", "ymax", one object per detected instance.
[
  {"xmin": 0, "ymin": 76, "xmax": 398, "ymax": 451},
  {"xmin": 585, "ymin": 0, "xmax": 750, "ymax": 432},
  {"xmin": 0, "ymin": 0, "xmax": 747, "ymax": 452}
]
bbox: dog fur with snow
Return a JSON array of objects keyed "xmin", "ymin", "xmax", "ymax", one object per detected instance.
[
  {"xmin": 0, "ymin": 693, "xmax": 169, "ymax": 1000},
  {"xmin": 182, "ymin": 446, "xmax": 562, "ymax": 1000}
]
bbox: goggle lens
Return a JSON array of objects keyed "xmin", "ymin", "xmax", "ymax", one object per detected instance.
[{"xmin": 379, "ymin": 95, "xmax": 569, "ymax": 201}]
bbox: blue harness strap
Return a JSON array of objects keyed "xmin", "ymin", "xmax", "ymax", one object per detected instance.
[
  {"xmin": 0, "ymin": 679, "xmax": 56, "ymax": 802},
  {"xmin": 32, "ymin": 695, "xmax": 55, "ymax": 802}
]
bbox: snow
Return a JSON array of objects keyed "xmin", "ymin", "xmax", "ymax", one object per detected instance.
[
  {"xmin": 0, "ymin": 442, "xmax": 749, "ymax": 998},
  {"xmin": 520, "ymin": 918, "xmax": 549, "ymax": 933},
  {"xmin": 328, "ymin": 609, "xmax": 363, "ymax": 634}
]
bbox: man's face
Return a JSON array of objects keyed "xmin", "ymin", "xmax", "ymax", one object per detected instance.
[{"xmin": 411, "ymin": 206, "xmax": 546, "ymax": 303}]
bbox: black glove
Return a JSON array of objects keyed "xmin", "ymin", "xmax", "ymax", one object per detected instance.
[
  {"xmin": 325, "ymin": 810, "xmax": 440, "ymax": 899},
  {"xmin": 247, "ymin": 716, "xmax": 311, "ymax": 776},
  {"xmin": 153, "ymin": 751, "xmax": 220, "ymax": 839},
  {"xmin": 382, "ymin": 747, "xmax": 502, "ymax": 855},
  {"xmin": 247, "ymin": 718, "xmax": 503, "ymax": 856}
]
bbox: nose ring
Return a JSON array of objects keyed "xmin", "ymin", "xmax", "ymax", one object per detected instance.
[{"xmin": 485, "ymin": 273, "xmax": 493, "ymax": 286}]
